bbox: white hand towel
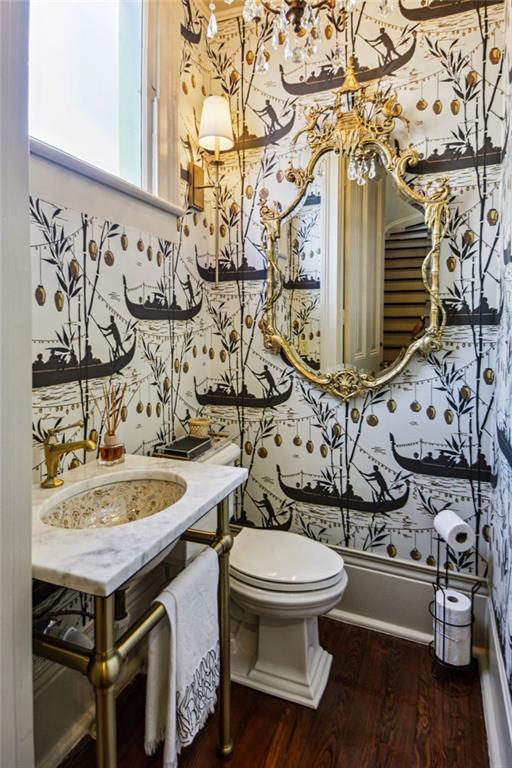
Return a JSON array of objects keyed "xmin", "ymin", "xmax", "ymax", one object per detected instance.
[{"xmin": 145, "ymin": 547, "xmax": 220, "ymax": 768}]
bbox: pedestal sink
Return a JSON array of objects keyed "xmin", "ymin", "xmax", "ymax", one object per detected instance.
[{"xmin": 41, "ymin": 476, "xmax": 186, "ymax": 529}]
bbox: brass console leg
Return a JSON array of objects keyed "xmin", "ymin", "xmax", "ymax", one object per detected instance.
[
  {"xmin": 88, "ymin": 595, "xmax": 121, "ymax": 768},
  {"xmin": 217, "ymin": 498, "xmax": 233, "ymax": 757}
]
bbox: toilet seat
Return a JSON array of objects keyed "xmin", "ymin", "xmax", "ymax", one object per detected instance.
[{"xmin": 230, "ymin": 528, "xmax": 345, "ymax": 593}]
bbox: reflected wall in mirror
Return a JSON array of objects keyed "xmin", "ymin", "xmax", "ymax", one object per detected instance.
[
  {"xmin": 275, "ymin": 156, "xmax": 429, "ymax": 378},
  {"xmin": 261, "ymin": 70, "xmax": 451, "ymax": 400}
]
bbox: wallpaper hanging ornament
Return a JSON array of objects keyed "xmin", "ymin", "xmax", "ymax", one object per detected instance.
[
  {"xmin": 137, "ymin": 237, "xmax": 145, "ymax": 252},
  {"xmin": 276, "ymin": 170, "xmax": 284, "ymax": 183},
  {"xmin": 366, "ymin": 413, "xmax": 378, "ymax": 426},
  {"xmin": 146, "ymin": 402, "xmax": 152, "ymax": 418},
  {"xmin": 191, "ymin": 74, "xmax": 197, "ymax": 89},
  {"xmin": 351, "ymin": 407, "xmax": 360, "ymax": 423},
  {"xmin": 163, "ymin": 377, "xmax": 171, "ymax": 392},
  {"xmin": 483, "ymin": 368, "xmax": 494, "ymax": 385},
  {"xmin": 446, "ymin": 255, "xmax": 457, "ymax": 272},
  {"xmin": 246, "ymin": 50, "xmax": 255, "ymax": 65},
  {"xmin": 293, "ymin": 433, "xmax": 302, "ymax": 447},
  {"xmin": 433, "ymin": 99, "xmax": 443, "ymax": 115},
  {"xmin": 444, "ymin": 409, "xmax": 454, "ymax": 425},
  {"xmin": 183, "ymin": 361, "xmax": 189, "ymax": 374},
  {"xmin": 121, "ymin": 233, "xmax": 128, "ymax": 251},
  {"xmin": 202, "ymin": 344, "xmax": 208, "ymax": 355},
  {"xmin": 220, "ymin": 224, "xmax": 227, "ymax": 237},
  {"xmin": 245, "ymin": 315, "xmax": 254, "ymax": 329},
  {"xmin": 426, "ymin": 554, "xmax": 436, "ymax": 567},
  {"xmin": 325, "ymin": 24, "xmax": 333, "ymax": 40},
  {"xmin": 157, "ymin": 250, "xmax": 163, "ymax": 267},
  {"xmin": 426, "ymin": 404, "xmax": 436, "ymax": 420},
  {"xmin": 136, "ymin": 400, "xmax": 144, "ymax": 414},
  {"xmin": 156, "ymin": 402, "xmax": 162, "ymax": 418},
  {"xmin": 69, "ymin": 258, "xmax": 80, "ymax": 279},
  {"xmin": 104, "ymin": 249, "xmax": 115, "ymax": 266},
  {"xmin": 489, "ymin": 47, "xmax": 502, "ymax": 65},
  {"xmin": 306, "ymin": 439, "xmax": 315, "ymax": 454},
  {"xmin": 387, "ymin": 398, "xmax": 397, "ymax": 413},
  {"xmin": 416, "ymin": 82, "xmax": 427, "ymax": 112},
  {"xmin": 120, "ymin": 405, "xmax": 128, "ymax": 422},
  {"xmin": 274, "ymin": 433, "xmax": 283, "ymax": 446},
  {"xmin": 192, "ymin": 345, "xmax": 197, "ymax": 358},
  {"xmin": 320, "ymin": 444, "xmax": 328, "ymax": 458},
  {"xmin": 184, "ymin": 225, "xmax": 190, "ymax": 237},
  {"xmin": 209, "ymin": 348, "xmax": 215, "ymax": 360},
  {"xmin": 246, "ymin": 185, "xmax": 254, "ymax": 199},
  {"xmin": 333, "ymin": 423, "xmax": 342, "ymax": 437},
  {"xmin": 387, "ymin": 542, "xmax": 397, "ymax": 558},
  {"xmin": 463, "ymin": 229, "xmax": 476, "ymax": 246},
  {"xmin": 245, "ymin": 440, "xmax": 253, "ymax": 456},
  {"xmin": 460, "ymin": 385, "xmax": 471, "ymax": 401},
  {"xmin": 450, "ymin": 99, "xmax": 460, "ymax": 116},
  {"xmin": 147, "ymin": 244, "xmax": 153, "ymax": 261},
  {"xmin": 466, "ymin": 70, "xmax": 478, "ymax": 87},
  {"xmin": 258, "ymin": 446, "xmax": 268, "ymax": 458},
  {"xmin": 487, "ymin": 208, "xmax": 499, "ymax": 226},
  {"xmin": 88, "ymin": 239, "xmax": 98, "ymax": 261},
  {"xmin": 220, "ymin": 349, "xmax": 227, "ymax": 363},
  {"xmin": 182, "ymin": 81, "xmax": 188, "ymax": 96},
  {"xmin": 54, "ymin": 290, "xmax": 65, "ymax": 312},
  {"xmin": 35, "ymin": 284, "xmax": 46, "ymax": 306},
  {"xmin": 410, "ymin": 399, "xmax": 421, "ymax": 413},
  {"xmin": 174, "ymin": 358, "xmax": 180, "ymax": 373},
  {"xmin": 482, "ymin": 524, "xmax": 491, "ymax": 542}
]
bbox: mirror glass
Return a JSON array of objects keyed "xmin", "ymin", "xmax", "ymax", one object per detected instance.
[{"xmin": 274, "ymin": 153, "xmax": 430, "ymax": 377}]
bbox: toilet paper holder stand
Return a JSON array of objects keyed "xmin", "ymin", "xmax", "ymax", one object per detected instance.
[{"xmin": 428, "ymin": 534, "xmax": 481, "ymax": 673}]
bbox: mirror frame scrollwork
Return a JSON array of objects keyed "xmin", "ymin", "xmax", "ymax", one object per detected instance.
[{"xmin": 260, "ymin": 60, "xmax": 451, "ymax": 401}]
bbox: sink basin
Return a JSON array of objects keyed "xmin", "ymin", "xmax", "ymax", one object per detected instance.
[{"xmin": 41, "ymin": 477, "xmax": 186, "ymax": 529}]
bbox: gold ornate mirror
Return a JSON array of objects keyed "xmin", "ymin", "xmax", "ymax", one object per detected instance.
[{"xmin": 260, "ymin": 61, "xmax": 451, "ymax": 400}]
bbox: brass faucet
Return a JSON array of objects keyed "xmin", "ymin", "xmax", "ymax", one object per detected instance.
[{"xmin": 41, "ymin": 420, "xmax": 96, "ymax": 489}]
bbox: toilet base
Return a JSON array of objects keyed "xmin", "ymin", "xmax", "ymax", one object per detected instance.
[{"xmin": 230, "ymin": 609, "xmax": 333, "ymax": 709}]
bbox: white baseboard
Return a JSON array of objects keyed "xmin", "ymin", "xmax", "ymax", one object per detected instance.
[
  {"xmin": 327, "ymin": 547, "xmax": 487, "ymax": 646},
  {"xmin": 479, "ymin": 603, "xmax": 512, "ymax": 768}
]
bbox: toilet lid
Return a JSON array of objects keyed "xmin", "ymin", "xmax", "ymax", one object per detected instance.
[{"xmin": 230, "ymin": 528, "xmax": 344, "ymax": 592}]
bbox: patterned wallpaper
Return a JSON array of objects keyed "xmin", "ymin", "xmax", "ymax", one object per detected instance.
[
  {"xmin": 31, "ymin": 0, "xmax": 505, "ymax": 578},
  {"xmin": 492, "ymin": 0, "xmax": 512, "ymax": 689}
]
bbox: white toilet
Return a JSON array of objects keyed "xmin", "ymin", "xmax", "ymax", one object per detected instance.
[{"xmin": 230, "ymin": 527, "xmax": 347, "ymax": 709}]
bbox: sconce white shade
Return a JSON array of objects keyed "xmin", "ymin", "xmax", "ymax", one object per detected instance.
[{"xmin": 198, "ymin": 95, "xmax": 234, "ymax": 153}]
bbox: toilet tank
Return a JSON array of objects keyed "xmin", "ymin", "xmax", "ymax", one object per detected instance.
[{"xmin": 165, "ymin": 440, "xmax": 240, "ymax": 567}]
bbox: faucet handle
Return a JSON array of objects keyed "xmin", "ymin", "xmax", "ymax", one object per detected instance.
[{"xmin": 46, "ymin": 419, "xmax": 84, "ymax": 437}]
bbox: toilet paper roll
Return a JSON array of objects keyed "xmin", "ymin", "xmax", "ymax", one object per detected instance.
[
  {"xmin": 434, "ymin": 627, "xmax": 471, "ymax": 667},
  {"xmin": 434, "ymin": 588, "xmax": 472, "ymax": 628},
  {"xmin": 433, "ymin": 509, "xmax": 475, "ymax": 553}
]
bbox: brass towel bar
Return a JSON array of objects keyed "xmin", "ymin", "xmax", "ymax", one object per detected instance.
[{"xmin": 33, "ymin": 499, "xmax": 233, "ymax": 768}]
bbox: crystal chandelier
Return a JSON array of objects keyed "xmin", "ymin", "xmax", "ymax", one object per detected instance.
[{"xmin": 207, "ymin": 0, "xmax": 394, "ymax": 69}]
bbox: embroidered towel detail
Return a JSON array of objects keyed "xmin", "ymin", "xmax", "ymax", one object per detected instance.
[{"xmin": 145, "ymin": 547, "xmax": 219, "ymax": 768}]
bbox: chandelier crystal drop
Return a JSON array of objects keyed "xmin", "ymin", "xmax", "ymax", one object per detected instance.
[{"xmin": 207, "ymin": 0, "xmax": 394, "ymax": 67}]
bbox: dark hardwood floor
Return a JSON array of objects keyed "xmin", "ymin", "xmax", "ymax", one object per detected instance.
[{"xmin": 59, "ymin": 619, "xmax": 488, "ymax": 768}]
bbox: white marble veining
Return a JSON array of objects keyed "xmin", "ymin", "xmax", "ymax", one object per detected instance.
[{"xmin": 32, "ymin": 454, "xmax": 247, "ymax": 596}]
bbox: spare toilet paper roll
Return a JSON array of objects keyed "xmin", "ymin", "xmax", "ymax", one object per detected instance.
[
  {"xmin": 434, "ymin": 627, "xmax": 471, "ymax": 667},
  {"xmin": 433, "ymin": 509, "xmax": 475, "ymax": 552},
  {"xmin": 434, "ymin": 588, "xmax": 472, "ymax": 627}
]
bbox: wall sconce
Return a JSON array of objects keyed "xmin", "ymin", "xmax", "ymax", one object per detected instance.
[{"xmin": 189, "ymin": 95, "xmax": 234, "ymax": 287}]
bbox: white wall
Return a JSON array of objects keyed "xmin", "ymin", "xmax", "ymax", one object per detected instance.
[{"xmin": 0, "ymin": 2, "xmax": 35, "ymax": 766}]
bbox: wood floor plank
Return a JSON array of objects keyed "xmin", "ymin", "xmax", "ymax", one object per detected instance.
[{"xmin": 58, "ymin": 619, "xmax": 489, "ymax": 768}]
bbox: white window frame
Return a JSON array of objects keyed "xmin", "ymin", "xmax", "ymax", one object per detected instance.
[{"xmin": 29, "ymin": 0, "xmax": 184, "ymax": 216}]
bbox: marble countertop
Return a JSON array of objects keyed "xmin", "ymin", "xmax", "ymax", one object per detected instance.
[{"xmin": 32, "ymin": 454, "xmax": 247, "ymax": 597}]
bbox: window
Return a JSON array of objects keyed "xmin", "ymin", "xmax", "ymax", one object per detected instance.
[{"xmin": 29, "ymin": 0, "xmax": 144, "ymax": 188}]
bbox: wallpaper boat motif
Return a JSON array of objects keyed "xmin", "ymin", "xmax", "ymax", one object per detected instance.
[{"xmin": 279, "ymin": 36, "xmax": 417, "ymax": 96}]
